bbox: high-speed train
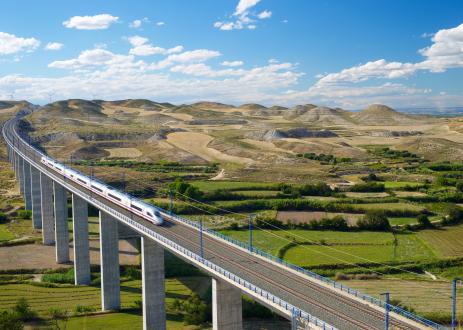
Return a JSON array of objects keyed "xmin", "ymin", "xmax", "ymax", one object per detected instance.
[{"xmin": 40, "ymin": 156, "xmax": 163, "ymax": 225}]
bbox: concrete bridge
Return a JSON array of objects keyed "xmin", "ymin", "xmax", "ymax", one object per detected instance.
[{"xmin": 2, "ymin": 114, "xmax": 445, "ymax": 330}]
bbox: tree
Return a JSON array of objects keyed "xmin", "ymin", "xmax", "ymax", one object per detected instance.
[
  {"xmin": 48, "ymin": 308, "xmax": 69, "ymax": 330},
  {"xmin": 442, "ymin": 207, "xmax": 463, "ymax": 225},
  {"xmin": 456, "ymin": 181, "xmax": 463, "ymax": 192},
  {"xmin": 417, "ymin": 214, "xmax": 432, "ymax": 228},
  {"xmin": 0, "ymin": 311, "xmax": 23, "ymax": 330},
  {"xmin": 357, "ymin": 210, "xmax": 391, "ymax": 231},
  {"xmin": 13, "ymin": 298, "xmax": 36, "ymax": 321}
]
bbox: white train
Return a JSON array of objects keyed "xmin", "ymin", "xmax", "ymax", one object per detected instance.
[{"xmin": 40, "ymin": 156, "xmax": 163, "ymax": 225}]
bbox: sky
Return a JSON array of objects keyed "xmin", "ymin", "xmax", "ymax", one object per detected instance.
[{"xmin": 0, "ymin": 0, "xmax": 462, "ymax": 109}]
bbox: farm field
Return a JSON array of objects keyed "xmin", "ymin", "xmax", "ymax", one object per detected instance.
[
  {"xmin": 0, "ymin": 223, "xmax": 15, "ymax": 241},
  {"xmin": 339, "ymin": 279, "xmax": 461, "ymax": 319},
  {"xmin": 190, "ymin": 181, "xmax": 276, "ymax": 192},
  {"xmin": 276, "ymin": 211, "xmax": 363, "ymax": 225},
  {"xmin": 417, "ymin": 225, "xmax": 463, "ymax": 257},
  {"xmin": 0, "ymin": 277, "xmax": 210, "ymax": 328}
]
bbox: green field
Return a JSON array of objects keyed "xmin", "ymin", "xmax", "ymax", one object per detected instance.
[
  {"xmin": 0, "ymin": 277, "xmax": 210, "ymax": 329},
  {"xmin": 384, "ymin": 181, "xmax": 424, "ymax": 189},
  {"xmin": 388, "ymin": 217, "xmax": 418, "ymax": 226},
  {"xmin": 353, "ymin": 202, "xmax": 424, "ymax": 212},
  {"xmin": 191, "ymin": 181, "xmax": 275, "ymax": 192},
  {"xmin": 0, "ymin": 223, "xmax": 14, "ymax": 241},
  {"xmin": 417, "ymin": 224, "xmax": 463, "ymax": 258},
  {"xmin": 219, "ymin": 229, "xmax": 436, "ymax": 267}
]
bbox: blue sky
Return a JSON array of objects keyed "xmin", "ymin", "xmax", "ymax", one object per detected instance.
[{"xmin": 0, "ymin": 0, "xmax": 462, "ymax": 109}]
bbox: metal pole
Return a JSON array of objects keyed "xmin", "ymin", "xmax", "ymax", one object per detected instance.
[
  {"xmin": 249, "ymin": 214, "xmax": 254, "ymax": 252},
  {"xmin": 169, "ymin": 189, "xmax": 173, "ymax": 215},
  {"xmin": 199, "ymin": 218, "xmax": 203, "ymax": 259},
  {"xmin": 452, "ymin": 279, "xmax": 457, "ymax": 330},
  {"xmin": 381, "ymin": 292, "xmax": 389, "ymax": 330}
]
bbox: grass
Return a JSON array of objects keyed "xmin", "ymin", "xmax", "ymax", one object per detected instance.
[
  {"xmin": 191, "ymin": 181, "xmax": 276, "ymax": 192},
  {"xmin": 283, "ymin": 234, "xmax": 435, "ymax": 267},
  {"xmin": 384, "ymin": 181, "xmax": 424, "ymax": 189},
  {"xmin": 388, "ymin": 217, "xmax": 418, "ymax": 226},
  {"xmin": 353, "ymin": 202, "xmax": 425, "ymax": 212},
  {"xmin": 219, "ymin": 229, "xmax": 436, "ymax": 267},
  {"xmin": 417, "ymin": 224, "xmax": 463, "ymax": 258},
  {"xmin": 338, "ymin": 279, "xmax": 462, "ymax": 319},
  {"xmin": 0, "ymin": 277, "xmax": 210, "ymax": 329},
  {"xmin": 0, "ymin": 223, "xmax": 15, "ymax": 241}
]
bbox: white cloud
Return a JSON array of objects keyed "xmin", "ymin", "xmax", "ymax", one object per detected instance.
[
  {"xmin": 156, "ymin": 22, "xmax": 165, "ymax": 26},
  {"xmin": 214, "ymin": 0, "xmax": 271, "ymax": 31},
  {"xmin": 0, "ymin": 32, "xmax": 40, "ymax": 55},
  {"xmin": 127, "ymin": 35, "xmax": 183, "ymax": 56},
  {"xmin": 129, "ymin": 20, "xmax": 142, "ymax": 28},
  {"xmin": 151, "ymin": 49, "xmax": 221, "ymax": 69},
  {"xmin": 63, "ymin": 14, "xmax": 119, "ymax": 30},
  {"xmin": 234, "ymin": 0, "xmax": 260, "ymax": 16},
  {"xmin": 45, "ymin": 42, "xmax": 63, "ymax": 51},
  {"xmin": 48, "ymin": 48, "xmax": 138, "ymax": 70},
  {"xmin": 221, "ymin": 60, "xmax": 244, "ymax": 67},
  {"xmin": 257, "ymin": 10, "xmax": 272, "ymax": 19}
]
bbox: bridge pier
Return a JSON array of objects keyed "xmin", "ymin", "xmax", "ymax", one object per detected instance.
[
  {"xmin": 22, "ymin": 160, "xmax": 32, "ymax": 210},
  {"xmin": 30, "ymin": 166, "xmax": 42, "ymax": 229},
  {"xmin": 72, "ymin": 194, "xmax": 90, "ymax": 285},
  {"xmin": 14, "ymin": 153, "xmax": 20, "ymax": 181},
  {"xmin": 100, "ymin": 211, "xmax": 120, "ymax": 311},
  {"xmin": 141, "ymin": 237, "xmax": 166, "ymax": 330},
  {"xmin": 54, "ymin": 182, "xmax": 69, "ymax": 263},
  {"xmin": 17, "ymin": 156, "xmax": 24, "ymax": 196},
  {"xmin": 212, "ymin": 278, "xmax": 243, "ymax": 330},
  {"xmin": 40, "ymin": 173, "xmax": 55, "ymax": 245}
]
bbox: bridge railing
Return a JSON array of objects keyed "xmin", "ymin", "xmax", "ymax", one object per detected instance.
[{"xmin": 3, "ymin": 119, "xmax": 335, "ymax": 330}]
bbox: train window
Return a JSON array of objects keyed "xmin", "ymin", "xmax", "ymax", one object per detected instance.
[
  {"xmin": 131, "ymin": 204, "xmax": 143, "ymax": 212},
  {"xmin": 108, "ymin": 193, "xmax": 121, "ymax": 201},
  {"xmin": 147, "ymin": 212, "xmax": 153, "ymax": 217},
  {"xmin": 77, "ymin": 178, "xmax": 87, "ymax": 184},
  {"xmin": 91, "ymin": 185, "xmax": 103, "ymax": 192}
]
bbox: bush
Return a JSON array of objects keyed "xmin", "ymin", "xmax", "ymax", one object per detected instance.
[
  {"xmin": 173, "ymin": 293, "xmax": 208, "ymax": 325},
  {"xmin": 74, "ymin": 305, "xmax": 96, "ymax": 315},
  {"xmin": 16, "ymin": 210, "xmax": 32, "ymax": 220},
  {"xmin": 357, "ymin": 210, "xmax": 391, "ymax": 231},
  {"xmin": 417, "ymin": 214, "xmax": 432, "ymax": 228},
  {"xmin": 0, "ymin": 311, "xmax": 22, "ymax": 330},
  {"xmin": 133, "ymin": 299, "xmax": 142, "ymax": 310},
  {"xmin": 123, "ymin": 267, "xmax": 141, "ymax": 280},
  {"xmin": 0, "ymin": 212, "xmax": 7, "ymax": 223},
  {"xmin": 442, "ymin": 207, "xmax": 463, "ymax": 226},
  {"xmin": 42, "ymin": 268, "xmax": 75, "ymax": 284},
  {"xmin": 350, "ymin": 182, "xmax": 385, "ymax": 192},
  {"xmin": 13, "ymin": 298, "xmax": 37, "ymax": 321}
]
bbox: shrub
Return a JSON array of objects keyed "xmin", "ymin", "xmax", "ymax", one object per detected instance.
[
  {"xmin": 0, "ymin": 311, "xmax": 22, "ymax": 330},
  {"xmin": 74, "ymin": 305, "xmax": 96, "ymax": 315},
  {"xmin": 357, "ymin": 210, "xmax": 391, "ymax": 231},
  {"xmin": 442, "ymin": 207, "xmax": 463, "ymax": 226},
  {"xmin": 133, "ymin": 299, "xmax": 142, "ymax": 310},
  {"xmin": 42, "ymin": 268, "xmax": 75, "ymax": 284},
  {"xmin": 48, "ymin": 308, "xmax": 69, "ymax": 329},
  {"xmin": 13, "ymin": 298, "xmax": 37, "ymax": 321},
  {"xmin": 417, "ymin": 214, "xmax": 432, "ymax": 228},
  {"xmin": 0, "ymin": 212, "xmax": 7, "ymax": 223},
  {"xmin": 16, "ymin": 210, "xmax": 32, "ymax": 220},
  {"xmin": 350, "ymin": 182, "xmax": 385, "ymax": 192},
  {"xmin": 124, "ymin": 267, "xmax": 141, "ymax": 280},
  {"xmin": 176, "ymin": 293, "xmax": 208, "ymax": 325}
]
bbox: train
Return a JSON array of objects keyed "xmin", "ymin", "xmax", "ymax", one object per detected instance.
[{"xmin": 40, "ymin": 156, "xmax": 163, "ymax": 225}]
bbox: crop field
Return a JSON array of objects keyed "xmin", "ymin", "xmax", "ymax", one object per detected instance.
[
  {"xmin": 417, "ymin": 225, "xmax": 463, "ymax": 257},
  {"xmin": 0, "ymin": 223, "xmax": 15, "ymax": 241},
  {"xmin": 191, "ymin": 181, "xmax": 276, "ymax": 192},
  {"xmin": 388, "ymin": 217, "xmax": 418, "ymax": 226},
  {"xmin": 276, "ymin": 211, "xmax": 363, "ymax": 225},
  {"xmin": 353, "ymin": 202, "xmax": 425, "ymax": 212},
  {"xmin": 339, "ymin": 279, "xmax": 461, "ymax": 319},
  {"xmin": 0, "ymin": 277, "xmax": 210, "ymax": 329},
  {"xmin": 383, "ymin": 181, "xmax": 424, "ymax": 189}
]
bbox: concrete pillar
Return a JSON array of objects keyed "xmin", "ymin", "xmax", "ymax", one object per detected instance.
[
  {"xmin": 40, "ymin": 173, "xmax": 55, "ymax": 245},
  {"xmin": 22, "ymin": 161, "xmax": 32, "ymax": 210},
  {"xmin": 54, "ymin": 182, "xmax": 69, "ymax": 263},
  {"xmin": 72, "ymin": 194, "xmax": 90, "ymax": 285},
  {"xmin": 100, "ymin": 211, "xmax": 120, "ymax": 311},
  {"xmin": 30, "ymin": 166, "xmax": 42, "ymax": 229},
  {"xmin": 212, "ymin": 279, "xmax": 243, "ymax": 330},
  {"xmin": 15, "ymin": 153, "xmax": 19, "ymax": 181},
  {"xmin": 18, "ymin": 156, "xmax": 25, "ymax": 197},
  {"xmin": 141, "ymin": 237, "xmax": 166, "ymax": 330}
]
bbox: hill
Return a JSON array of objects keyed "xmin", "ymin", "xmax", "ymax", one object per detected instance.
[
  {"xmin": 285, "ymin": 105, "xmax": 354, "ymax": 125},
  {"xmin": 191, "ymin": 102, "xmax": 235, "ymax": 110},
  {"xmin": 239, "ymin": 103, "xmax": 267, "ymax": 110},
  {"xmin": 353, "ymin": 104, "xmax": 421, "ymax": 125}
]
